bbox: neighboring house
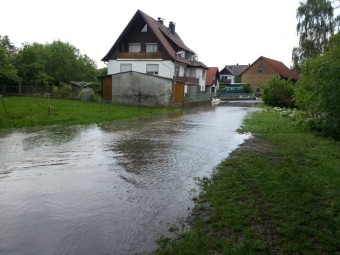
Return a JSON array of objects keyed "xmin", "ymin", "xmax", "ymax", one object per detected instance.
[
  {"xmin": 205, "ymin": 67, "xmax": 219, "ymax": 94},
  {"xmin": 240, "ymin": 56, "xmax": 299, "ymax": 95},
  {"xmin": 101, "ymin": 9, "xmax": 208, "ymax": 105},
  {"xmin": 219, "ymin": 64, "xmax": 249, "ymax": 85}
]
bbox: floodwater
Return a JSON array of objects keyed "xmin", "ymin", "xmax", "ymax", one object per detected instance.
[{"xmin": 0, "ymin": 102, "xmax": 257, "ymax": 255}]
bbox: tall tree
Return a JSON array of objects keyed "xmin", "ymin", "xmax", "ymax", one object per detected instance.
[
  {"xmin": 0, "ymin": 35, "xmax": 19, "ymax": 94},
  {"xmin": 45, "ymin": 40, "xmax": 79, "ymax": 85},
  {"xmin": 44, "ymin": 40, "xmax": 98, "ymax": 85},
  {"xmin": 292, "ymin": 0, "xmax": 339, "ymax": 67},
  {"xmin": 14, "ymin": 43, "xmax": 51, "ymax": 88}
]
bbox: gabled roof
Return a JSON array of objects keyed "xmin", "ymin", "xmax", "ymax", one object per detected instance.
[
  {"xmin": 102, "ymin": 10, "xmax": 207, "ymax": 68},
  {"xmin": 206, "ymin": 67, "xmax": 219, "ymax": 86},
  {"xmin": 240, "ymin": 56, "xmax": 299, "ymax": 80},
  {"xmin": 221, "ymin": 65, "xmax": 249, "ymax": 76}
]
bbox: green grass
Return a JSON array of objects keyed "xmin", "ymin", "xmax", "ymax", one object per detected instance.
[
  {"xmin": 0, "ymin": 96, "xmax": 173, "ymax": 129},
  {"xmin": 154, "ymin": 109, "xmax": 340, "ymax": 254}
]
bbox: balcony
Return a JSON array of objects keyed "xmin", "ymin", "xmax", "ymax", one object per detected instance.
[
  {"xmin": 117, "ymin": 52, "xmax": 163, "ymax": 59},
  {"xmin": 219, "ymin": 78, "xmax": 232, "ymax": 84},
  {"xmin": 175, "ymin": 76, "xmax": 199, "ymax": 85}
]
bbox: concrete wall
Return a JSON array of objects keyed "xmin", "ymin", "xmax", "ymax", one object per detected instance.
[{"xmin": 110, "ymin": 72, "xmax": 173, "ymax": 106}]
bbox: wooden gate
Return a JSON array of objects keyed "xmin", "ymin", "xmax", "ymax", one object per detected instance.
[
  {"xmin": 172, "ymin": 82, "xmax": 184, "ymax": 105},
  {"xmin": 102, "ymin": 75, "xmax": 112, "ymax": 101}
]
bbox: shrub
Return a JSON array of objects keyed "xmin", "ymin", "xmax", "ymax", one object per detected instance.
[
  {"xmin": 52, "ymin": 86, "xmax": 59, "ymax": 96},
  {"xmin": 60, "ymin": 82, "xmax": 72, "ymax": 98},
  {"xmin": 79, "ymin": 88, "xmax": 95, "ymax": 102},
  {"xmin": 295, "ymin": 33, "xmax": 340, "ymax": 139},
  {"xmin": 241, "ymin": 83, "xmax": 252, "ymax": 94},
  {"xmin": 262, "ymin": 77, "xmax": 295, "ymax": 108}
]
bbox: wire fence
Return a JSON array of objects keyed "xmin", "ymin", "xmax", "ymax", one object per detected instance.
[{"xmin": 3, "ymin": 85, "xmax": 53, "ymax": 96}]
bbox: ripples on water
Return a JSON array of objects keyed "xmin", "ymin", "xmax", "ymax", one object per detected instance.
[{"xmin": 0, "ymin": 104, "xmax": 256, "ymax": 254}]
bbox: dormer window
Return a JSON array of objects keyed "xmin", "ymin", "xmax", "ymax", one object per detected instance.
[
  {"xmin": 128, "ymin": 43, "xmax": 141, "ymax": 53},
  {"xmin": 141, "ymin": 24, "xmax": 147, "ymax": 32}
]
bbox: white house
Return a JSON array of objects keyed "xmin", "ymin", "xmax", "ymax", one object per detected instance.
[{"xmin": 101, "ymin": 10, "xmax": 208, "ymax": 105}]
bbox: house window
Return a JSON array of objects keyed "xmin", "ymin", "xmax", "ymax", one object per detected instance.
[
  {"xmin": 128, "ymin": 43, "xmax": 141, "ymax": 53},
  {"xmin": 146, "ymin": 64, "xmax": 159, "ymax": 75},
  {"xmin": 202, "ymin": 70, "xmax": 206, "ymax": 80},
  {"xmin": 258, "ymin": 64, "xmax": 264, "ymax": 73},
  {"xmin": 120, "ymin": 64, "xmax": 132, "ymax": 72},
  {"xmin": 190, "ymin": 69, "xmax": 196, "ymax": 78},
  {"xmin": 175, "ymin": 65, "xmax": 180, "ymax": 77},
  {"xmin": 141, "ymin": 24, "xmax": 147, "ymax": 32},
  {"xmin": 146, "ymin": 43, "xmax": 158, "ymax": 53}
]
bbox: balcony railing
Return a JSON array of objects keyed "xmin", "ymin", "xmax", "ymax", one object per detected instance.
[
  {"xmin": 175, "ymin": 76, "xmax": 199, "ymax": 85},
  {"xmin": 220, "ymin": 78, "xmax": 232, "ymax": 84},
  {"xmin": 117, "ymin": 52, "xmax": 163, "ymax": 59}
]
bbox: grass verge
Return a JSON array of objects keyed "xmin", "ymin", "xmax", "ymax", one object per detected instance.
[
  {"xmin": 0, "ymin": 96, "xmax": 173, "ymax": 129},
  {"xmin": 154, "ymin": 108, "xmax": 340, "ymax": 254}
]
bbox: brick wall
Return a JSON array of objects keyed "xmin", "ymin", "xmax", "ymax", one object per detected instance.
[{"xmin": 241, "ymin": 60, "xmax": 279, "ymax": 95}]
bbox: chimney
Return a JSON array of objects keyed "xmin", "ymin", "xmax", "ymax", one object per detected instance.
[
  {"xmin": 157, "ymin": 17, "xmax": 164, "ymax": 24},
  {"xmin": 169, "ymin": 21, "xmax": 175, "ymax": 34}
]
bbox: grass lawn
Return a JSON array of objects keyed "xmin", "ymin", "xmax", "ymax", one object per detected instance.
[
  {"xmin": 154, "ymin": 108, "xmax": 340, "ymax": 254},
  {"xmin": 0, "ymin": 96, "xmax": 172, "ymax": 129}
]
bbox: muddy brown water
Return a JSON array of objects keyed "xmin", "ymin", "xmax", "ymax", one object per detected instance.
[{"xmin": 0, "ymin": 102, "xmax": 257, "ymax": 254}]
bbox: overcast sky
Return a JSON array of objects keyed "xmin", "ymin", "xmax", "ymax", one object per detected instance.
[{"xmin": 2, "ymin": 0, "xmax": 301, "ymax": 69}]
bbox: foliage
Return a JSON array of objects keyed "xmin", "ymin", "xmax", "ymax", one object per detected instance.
[
  {"xmin": 234, "ymin": 75, "xmax": 241, "ymax": 83},
  {"xmin": 293, "ymin": 0, "xmax": 339, "ymax": 68},
  {"xmin": 241, "ymin": 83, "xmax": 252, "ymax": 94},
  {"xmin": 261, "ymin": 77, "xmax": 295, "ymax": 108},
  {"xmin": 44, "ymin": 40, "xmax": 98, "ymax": 85},
  {"xmin": 59, "ymin": 82, "xmax": 72, "ymax": 98},
  {"xmin": 0, "ymin": 36, "xmax": 20, "ymax": 94},
  {"xmin": 1, "ymin": 36, "xmax": 100, "ymax": 94},
  {"xmin": 14, "ymin": 43, "xmax": 51, "ymax": 88},
  {"xmin": 295, "ymin": 33, "xmax": 340, "ymax": 139},
  {"xmin": 52, "ymin": 86, "xmax": 59, "ymax": 96},
  {"xmin": 79, "ymin": 88, "xmax": 95, "ymax": 102}
]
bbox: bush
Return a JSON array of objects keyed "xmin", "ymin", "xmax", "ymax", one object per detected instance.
[
  {"xmin": 79, "ymin": 88, "xmax": 95, "ymax": 102},
  {"xmin": 295, "ymin": 33, "xmax": 340, "ymax": 139},
  {"xmin": 52, "ymin": 86, "xmax": 59, "ymax": 96},
  {"xmin": 60, "ymin": 82, "xmax": 72, "ymax": 98},
  {"xmin": 262, "ymin": 77, "xmax": 295, "ymax": 108},
  {"xmin": 242, "ymin": 83, "xmax": 252, "ymax": 94}
]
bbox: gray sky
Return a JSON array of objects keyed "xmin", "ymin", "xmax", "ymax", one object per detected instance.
[{"xmin": 1, "ymin": 0, "xmax": 300, "ymax": 69}]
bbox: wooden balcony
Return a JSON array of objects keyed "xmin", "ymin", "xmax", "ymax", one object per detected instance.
[
  {"xmin": 117, "ymin": 52, "xmax": 163, "ymax": 59},
  {"xmin": 175, "ymin": 76, "xmax": 199, "ymax": 85}
]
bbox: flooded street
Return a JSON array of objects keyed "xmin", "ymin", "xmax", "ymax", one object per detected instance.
[{"xmin": 0, "ymin": 103, "xmax": 256, "ymax": 254}]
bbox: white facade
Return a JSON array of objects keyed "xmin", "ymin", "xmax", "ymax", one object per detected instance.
[
  {"xmin": 108, "ymin": 60, "xmax": 175, "ymax": 79},
  {"xmin": 220, "ymin": 74, "xmax": 235, "ymax": 84},
  {"xmin": 108, "ymin": 59, "xmax": 207, "ymax": 92}
]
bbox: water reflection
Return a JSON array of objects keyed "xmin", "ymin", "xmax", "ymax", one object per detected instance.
[{"xmin": 0, "ymin": 105, "xmax": 256, "ymax": 255}]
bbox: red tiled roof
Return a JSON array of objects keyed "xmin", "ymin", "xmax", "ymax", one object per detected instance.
[
  {"xmin": 102, "ymin": 10, "xmax": 207, "ymax": 68},
  {"xmin": 261, "ymin": 57, "xmax": 298, "ymax": 80},
  {"xmin": 240, "ymin": 56, "xmax": 299, "ymax": 80},
  {"xmin": 205, "ymin": 67, "xmax": 219, "ymax": 86}
]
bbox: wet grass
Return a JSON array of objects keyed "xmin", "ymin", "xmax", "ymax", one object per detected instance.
[
  {"xmin": 154, "ymin": 109, "xmax": 340, "ymax": 254},
  {"xmin": 0, "ymin": 96, "xmax": 173, "ymax": 129}
]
